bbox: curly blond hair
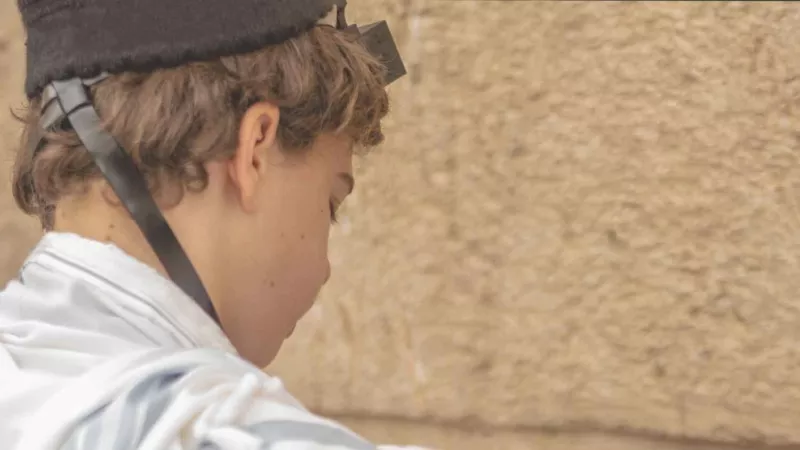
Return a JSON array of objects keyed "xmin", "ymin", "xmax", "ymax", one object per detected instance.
[{"xmin": 12, "ymin": 25, "xmax": 389, "ymax": 229}]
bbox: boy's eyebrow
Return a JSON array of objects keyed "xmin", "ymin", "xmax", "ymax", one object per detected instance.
[{"xmin": 339, "ymin": 172, "xmax": 355, "ymax": 194}]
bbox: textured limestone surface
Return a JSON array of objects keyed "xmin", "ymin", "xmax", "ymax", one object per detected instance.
[
  {"xmin": 0, "ymin": 0, "xmax": 39, "ymax": 274},
  {"xmin": 272, "ymin": 1, "xmax": 800, "ymax": 446},
  {"xmin": 338, "ymin": 417, "xmax": 788, "ymax": 450},
  {"xmin": 3, "ymin": 1, "xmax": 800, "ymax": 449}
]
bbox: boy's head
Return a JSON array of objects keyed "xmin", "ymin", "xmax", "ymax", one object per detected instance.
[{"xmin": 12, "ymin": 0, "xmax": 403, "ymax": 366}]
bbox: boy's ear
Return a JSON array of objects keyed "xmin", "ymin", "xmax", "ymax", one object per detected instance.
[{"xmin": 228, "ymin": 101, "xmax": 280, "ymax": 213}]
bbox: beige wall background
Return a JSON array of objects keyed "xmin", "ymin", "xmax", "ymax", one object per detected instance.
[{"xmin": 3, "ymin": 1, "xmax": 800, "ymax": 449}]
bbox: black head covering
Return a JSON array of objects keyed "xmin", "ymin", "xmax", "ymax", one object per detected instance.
[{"xmin": 18, "ymin": 0, "xmax": 337, "ymax": 98}]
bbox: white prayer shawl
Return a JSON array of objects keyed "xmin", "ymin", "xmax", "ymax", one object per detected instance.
[{"xmin": 0, "ymin": 233, "xmax": 425, "ymax": 450}]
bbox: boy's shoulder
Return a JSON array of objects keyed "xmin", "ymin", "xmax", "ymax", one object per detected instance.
[{"xmin": 11, "ymin": 347, "xmax": 375, "ymax": 450}]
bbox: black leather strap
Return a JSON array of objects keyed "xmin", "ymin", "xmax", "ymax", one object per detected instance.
[
  {"xmin": 31, "ymin": 74, "xmax": 111, "ymax": 156},
  {"xmin": 47, "ymin": 78, "xmax": 220, "ymax": 325}
]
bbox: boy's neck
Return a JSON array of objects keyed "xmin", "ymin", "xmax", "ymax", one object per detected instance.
[{"xmin": 52, "ymin": 184, "xmax": 169, "ymax": 278}]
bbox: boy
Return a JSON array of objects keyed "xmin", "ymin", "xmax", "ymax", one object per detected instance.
[{"xmin": 1, "ymin": 0, "xmax": 427, "ymax": 449}]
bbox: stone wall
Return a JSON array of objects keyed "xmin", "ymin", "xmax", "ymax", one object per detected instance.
[
  {"xmin": 0, "ymin": 0, "xmax": 39, "ymax": 270},
  {"xmin": 3, "ymin": 1, "xmax": 800, "ymax": 449}
]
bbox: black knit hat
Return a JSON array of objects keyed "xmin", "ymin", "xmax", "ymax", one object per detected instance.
[{"xmin": 18, "ymin": 0, "xmax": 337, "ymax": 98}]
